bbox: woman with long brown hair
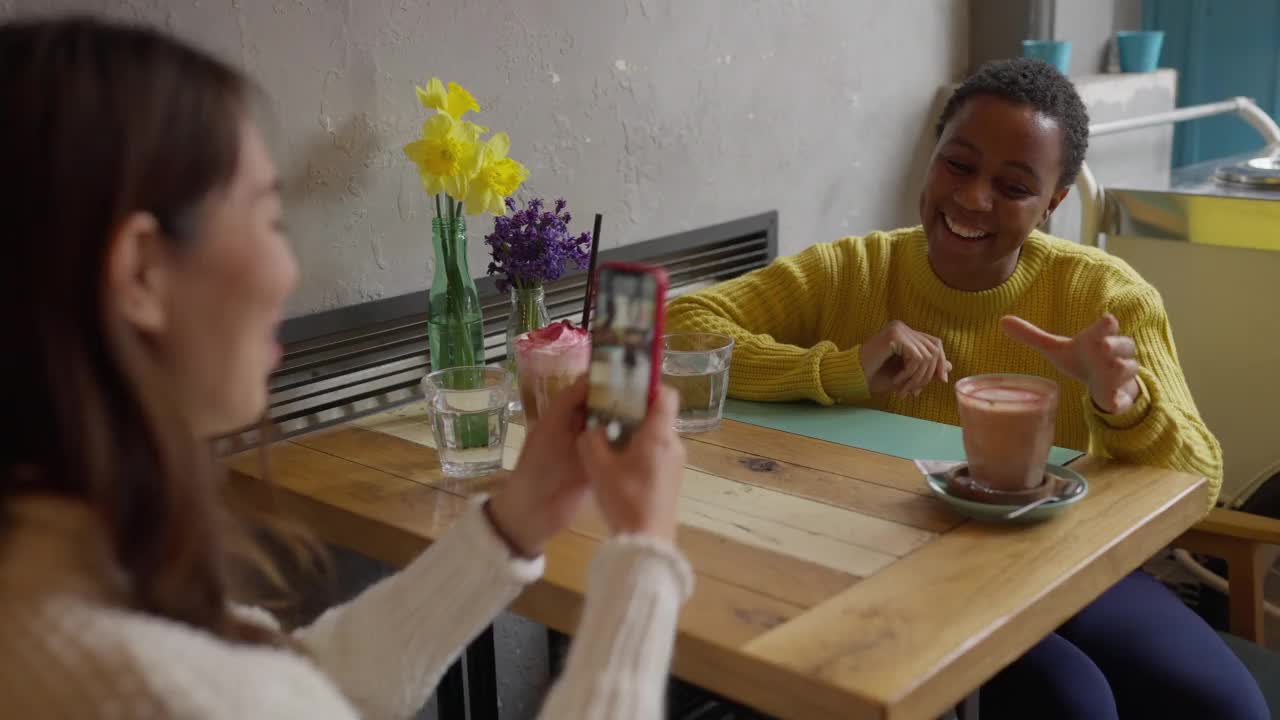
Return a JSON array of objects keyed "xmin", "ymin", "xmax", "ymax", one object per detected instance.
[{"xmin": 0, "ymin": 16, "xmax": 691, "ymax": 719}]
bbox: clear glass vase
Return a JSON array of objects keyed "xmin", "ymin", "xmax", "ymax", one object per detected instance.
[
  {"xmin": 505, "ymin": 285, "xmax": 550, "ymax": 412},
  {"xmin": 427, "ymin": 216, "xmax": 484, "ymax": 371}
]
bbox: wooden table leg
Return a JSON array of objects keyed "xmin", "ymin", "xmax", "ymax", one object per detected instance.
[{"xmin": 1228, "ymin": 543, "xmax": 1268, "ymax": 645}]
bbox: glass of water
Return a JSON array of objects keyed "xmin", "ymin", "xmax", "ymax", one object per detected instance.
[
  {"xmin": 661, "ymin": 332, "xmax": 734, "ymax": 433},
  {"xmin": 421, "ymin": 366, "xmax": 511, "ymax": 478}
]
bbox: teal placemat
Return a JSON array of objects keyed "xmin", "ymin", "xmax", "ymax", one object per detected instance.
[{"xmin": 721, "ymin": 399, "xmax": 1083, "ymax": 465}]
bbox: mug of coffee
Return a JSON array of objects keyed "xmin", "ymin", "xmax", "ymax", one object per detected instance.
[{"xmin": 954, "ymin": 374, "xmax": 1059, "ymax": 492}]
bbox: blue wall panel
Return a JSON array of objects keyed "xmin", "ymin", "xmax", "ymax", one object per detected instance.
[{"xmin": 1144, "ymin": 0, "xmax": 1280, "ymax": 166}]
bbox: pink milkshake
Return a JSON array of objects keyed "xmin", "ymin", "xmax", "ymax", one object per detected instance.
[
  {"xmin": 954, "ymin": 374, "xmax": 1059, "ymax": 492},
  {"xmin": 515, "ymin": 320, "xmax": 591, "ymax": 426}
]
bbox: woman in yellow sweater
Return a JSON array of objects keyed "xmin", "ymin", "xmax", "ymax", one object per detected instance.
[{"xmin": 669, "ymin": 58, "xmax": 1264, "ymax": 720}]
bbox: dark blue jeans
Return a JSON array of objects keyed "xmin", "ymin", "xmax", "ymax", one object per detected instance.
[{"xmin": 983, "ymin": 571, "xmax": 1270, "ymax": 719}]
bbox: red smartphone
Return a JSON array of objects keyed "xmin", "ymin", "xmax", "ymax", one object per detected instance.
[{"xmin": 585, "ymin": 262, "xmax": 669, "ymax": 446}]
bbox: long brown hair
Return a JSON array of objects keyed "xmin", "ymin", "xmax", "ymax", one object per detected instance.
[{"xmin": 0, "ymin": 17, "xmax": 288, "ymax": 644}]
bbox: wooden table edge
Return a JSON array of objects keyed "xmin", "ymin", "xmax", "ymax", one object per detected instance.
[
  {"xmin": 740, "ymin": 470, "xmax": 1209, "ymax": 720},
  {"xmin": 224, "ymin": 461, "xmax": 877, "ymax": 720}
]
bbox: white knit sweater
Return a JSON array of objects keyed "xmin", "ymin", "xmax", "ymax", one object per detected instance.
[{"xmin": 0, "ymin": 495, "xmax": 694, "ymax": 719}]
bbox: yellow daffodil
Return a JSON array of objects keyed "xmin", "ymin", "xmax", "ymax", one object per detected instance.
[
  {"xmin": 405, "ymin": 77, "xmax": 527, "ymax": 214},
  {"xmin": 459, "ymin": 119, "xmax": 488, "ymax": 141},
  {"xmin": 465, "ymin": 132, "xmax": 529, "ymax": 215},
  {"xmin": 415, "ymin": 77, "xmax": 480, "ymax": 120},
  {"xmin": 403, "ymin": 114, "xmax": 482, "ymax": 201}
]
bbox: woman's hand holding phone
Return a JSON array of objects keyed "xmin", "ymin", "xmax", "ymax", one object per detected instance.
[
  {"xmin": 490, "ymin": 375, "xmax": 686, "ymax": 554},
  {"xmin": 492, "ymin": 260, "xmax": 681, "ymax": 551},
  {"xmin": 576, "ymin": 386, "xmax": 685, "ymax": 542},
  {"xmin": 489, "ymin": 378, "xmax": 593, "ymax": 558}
]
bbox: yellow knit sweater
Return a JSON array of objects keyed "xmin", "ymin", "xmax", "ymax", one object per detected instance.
[{"xmin": 668, "ymin": 226, "xmax": 1223, "ymax": 507}]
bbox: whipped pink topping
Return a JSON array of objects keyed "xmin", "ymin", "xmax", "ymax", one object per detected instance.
[
  {"xmin": 515, "ymin": 321, "xmax": 591, "ymax": 376},
  {"xmin": 515, "ymin": 320, "xmax": 590, "ymax": 354}
]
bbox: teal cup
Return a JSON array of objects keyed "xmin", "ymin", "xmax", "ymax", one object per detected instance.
[
  {"xmin": 1022, "ymin": 40, "xmax": 1072, "ymax": 75},
  {"xmin": 1116, "ymin": 31, "xmax": 1164, "ymax": 72}
]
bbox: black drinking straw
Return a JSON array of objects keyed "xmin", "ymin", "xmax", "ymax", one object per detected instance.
[{"xmin": 580, "ymin": 213, "xmax": 603, "ymax": 329}]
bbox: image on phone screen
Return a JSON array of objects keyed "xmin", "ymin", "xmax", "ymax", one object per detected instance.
[{"xmin": 587, "ymin": 268, "xmax": 658, "ymax": 444}]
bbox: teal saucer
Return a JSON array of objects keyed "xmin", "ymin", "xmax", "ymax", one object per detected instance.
[{"xmin": 925, "ymin": 464, "xmax": 1089, "ymax": 524}]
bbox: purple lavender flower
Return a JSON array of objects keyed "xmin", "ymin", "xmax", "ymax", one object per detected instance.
[{"xmin": 485, "ymin": 197, "xmax": 592, "ymax": 293}]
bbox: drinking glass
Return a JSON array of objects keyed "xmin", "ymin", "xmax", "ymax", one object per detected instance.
[
  {"xmin": 422, "ymin": 366, "xmax": 511, "ymax": 478},
  {"xmin": 661, "ymin": 332, "xmax": 734, "ymax": 433}
]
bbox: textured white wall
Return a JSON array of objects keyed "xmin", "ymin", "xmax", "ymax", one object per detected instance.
[{"xmin": 1, "ymin": 0, "xmax": 967, "ymax": 318}]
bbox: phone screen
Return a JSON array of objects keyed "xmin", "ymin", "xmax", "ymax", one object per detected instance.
[{"xmin": 586, "ymin": 267, "xmax": 659, "ymax": 445}]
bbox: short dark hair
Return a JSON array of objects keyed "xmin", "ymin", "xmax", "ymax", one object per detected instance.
[{"xmin": 936, "ymin": 57, "xmax": 1090, "ymax": 188}]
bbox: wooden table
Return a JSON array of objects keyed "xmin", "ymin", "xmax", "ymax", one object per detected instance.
[{"xmin": 226, "ymin": 403, "xmax": 1208, "ymax": 720}]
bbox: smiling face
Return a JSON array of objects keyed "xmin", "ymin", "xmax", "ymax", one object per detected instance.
[{"xmin": 919, "ymin": 94, "xmax": 1071, "ymax": 291}]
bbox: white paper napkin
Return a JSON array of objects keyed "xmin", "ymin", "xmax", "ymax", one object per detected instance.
[{"xmin": 913, "ymin": 459, "xmax": 964, "ymax": 476}]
